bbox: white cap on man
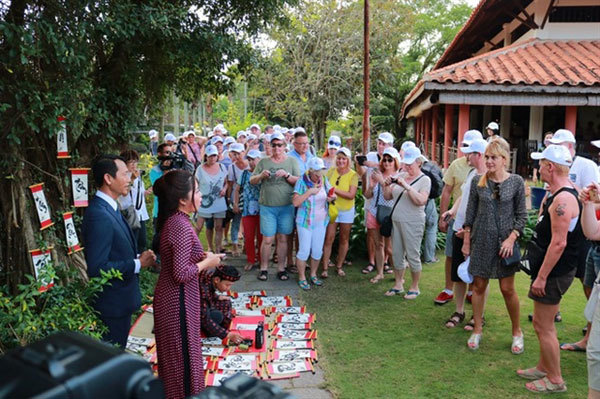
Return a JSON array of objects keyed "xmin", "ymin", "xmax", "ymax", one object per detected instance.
[
  {"xmin": 402, "ymin": 146, "xmax": 424, "ymax": 165},
  {"xmin": 148, "ymin": 129, "xmax": 158, "ymax": 139},
  {"xmin": 250, "ymin": 123, "xmax": 260, "ymax": 131},
  {"xmin": 401, "ymin": 141, "xmax": 416, "ymax": 152},
  {"xmin": 237, "ymin": 130, "xmax": 248, "ymax": 138},
  {"xmin": 224, "ymin": 136, "xmax": 236, "ymax": 146},
  {"xmin": 247, "ymin": 133, "xmax": 257, "ymax": 141},
  {"xmin": 378, "ymin": 132, "xmax": 394, "ymax": 144},
  {"xmin": 336, "ymin": 147, "xmax": 351, "ymax": 158},
  {"xmin": 531, "ymin": 144, "xmax": 573, "ymax": 166},
  {"xmin": 246, "ymin": 149, "xmax": 262, "ymax": 159},
  {"xmin": 307, "ymin": 157, "xmax": 326, "ymax": 171},
  {"xmin": 270, "ymin": 132, "xmax": 285, "ymax": 142},
  {"xmin": 164, "ymin": 133, "xmax": 176, "ymax": 142},
  {"xmin": 229, "ymin": 143, "xmax": 245, "ymax": 153},
  {"xmin": 382, "ymin": 147, "xmax": 401, "ymax": 160},
  {"xmin": 462, "ymin": 129, "xmax": 483, "ymax": 146},
  {"xmin": 461, "ymin": 138, "xmax": 488, "ymax": 154},
  {"xmin": 328, "ymin": 135, "xmax": 342, "ymax": 149},
  {"xmin": 205, "ymin": 145, "xmax": 218, "ymax": 157},
  {"xmin": 295, "ymin": 127, "xmax": 306, "ymax": 134},
  {"xmin": 211, "ymin": 136, "xmax": 224, "ymax": 144},
  {"xmin": 548, "ymin": 129, "xmax": 576, "ymax": 144}
]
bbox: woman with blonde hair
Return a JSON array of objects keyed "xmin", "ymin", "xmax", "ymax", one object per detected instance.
[
  {"xmin": 364, "ymin": 147, "xmax": 402, "ymax": 283},
  {"xmin": 462, "ymin": 137, "xmax": 527, "ymax": 352}
]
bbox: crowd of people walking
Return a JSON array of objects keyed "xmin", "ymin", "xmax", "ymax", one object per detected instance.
[{"xmin": 84, "ymin": 122, "xmax": 600, "ymax": 397}]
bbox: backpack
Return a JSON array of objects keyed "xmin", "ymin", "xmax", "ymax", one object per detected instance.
[{"xmin": 420, "ymin": 161, "xmax": 444, "ymax": 200}]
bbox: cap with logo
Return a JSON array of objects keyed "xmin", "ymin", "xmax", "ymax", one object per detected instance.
[
  {"xmin": 246, "ymin": 149, "xmax": 262, "ymax": 159},
  {"xmin": 486, "ymin": 122, "xmax": 499, "ymax": 131},
  {"xmin": 401, "ymin": 141, "xmax": 416, "ymax": 152},
  {"xmin": 229, "ymin": 143, "xmax": 245, "ymax": 153},
  {"xmin": 205, "ymin": 145, "xmax": 218, "ymax": 157}
]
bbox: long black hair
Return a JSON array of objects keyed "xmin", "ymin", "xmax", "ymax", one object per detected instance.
[{"xmin": 152, "ymin": 169, "xmax": 196, "ymax": 252}]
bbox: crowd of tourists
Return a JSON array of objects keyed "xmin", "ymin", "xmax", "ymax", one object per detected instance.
[{"xmin": 84, "ymin": 121, "xmax": 600, "ymax": 397}]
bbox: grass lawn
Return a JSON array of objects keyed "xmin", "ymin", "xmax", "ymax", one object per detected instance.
[{"xmin": 300, "ymin": 255, "xmax": 589, "ymax": 399}]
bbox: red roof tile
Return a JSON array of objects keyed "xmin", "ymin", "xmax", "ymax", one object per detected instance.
[{"xmin": 426, "ymin": 39, "xmax": 600, "ymax": 87}]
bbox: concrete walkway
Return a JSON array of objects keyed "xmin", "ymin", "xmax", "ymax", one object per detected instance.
[{"xmin": 226, "ymin": 252, "xmax": 332, "ymax": 399}]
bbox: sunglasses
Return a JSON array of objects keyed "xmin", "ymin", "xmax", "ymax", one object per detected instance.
[
  {"xmin": 328, "ymin": 140, "xmax": 340, "ymax": 146},
  {"xmin": 335, "ymin": 175, "xmax": 341, "ymax": 186},
  {"xmin": 271, "ymin": 143, "xmax": 286, "ymax": 148},
  {"xmin": 492, "ymin": 184, "xmax": 500, "ymax": 200},
  {"xmin": 382, "ymin": 157, "xmax": 394, "ymax": 163}
]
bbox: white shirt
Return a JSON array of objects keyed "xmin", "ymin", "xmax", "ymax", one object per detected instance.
[
  {"xmin": 569, "ymin": 155, "xmax": 600, "ymax": 189},
  {"xmin": 453, "ymin": 169, "xmax": 477, "ymax": 232},
  {"xmin": 118, "ymin": 176, "xmax": 150, "ymax": 221},
  {"xmin": 96, "ymin": 191, "xmax": 141, "ymax": 273}
]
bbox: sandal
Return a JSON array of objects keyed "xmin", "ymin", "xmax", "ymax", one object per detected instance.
[
  {"xmin": 361, "ymin": 263, "xmax": 375, "ymax": 274},
  {"xmin": 559, "ymin": 342, "xmax": 586, "ymax": 352},
  {"xmin": 404, "ymin": 290, "xmax": 420, "ymax": 300},
  {"xmin": 445, "ymin": 312, "xmax": 465, "ymax": 328},
  {"xmin": 467, "ymin": 333, "xmax": 482, "ymax": 351},
  {"xmin": 257, "ymin": 270, "xmax": 268, "ymax": 281},
  {"xmin": 337, "ymin": 268, "xmax": 346, "ymax": 277},
  {"xmin": 321, "ymin": 270, "xmax": 329, "ymax": 279},
  {"xmin": 277, "ymin": 270, "xmax": 289, "ymax": 281},
  {"xmin": 384, "ymin": 288, "xmax": 404, "ymax": 296},
  {"xmin": 370, "ymin": 274, "xmax": 384, "ymax": 284},
  {"xmin": 287, "ymin": 264, "xmax": 298, "ymax": 274},
  {"xmin": 343, "ymin": 260, "xmax": 352, "ymax": 266},
  {"xmin": 517, "ymin": 367, "xmax": 547, "ymax": 380},
  {"xmin": 298, "ymin": 280, "xmax": 310, "ymax": 290},
  {"xmin": 464, "ymin": 316, "xmax": 486, "ymax": 332},
  {"xmin": 383, "ymin": 263, "xmax": 393, "ymax": 274},
  {"xmin": 525, "ymin": 377, "xmax": 567, "ymax": 393},
  {"xmin": 244, "ymin": 263, "xmax": 255, "ymax": 271},
  {"xmin": 512, "ymin": 334, "xmax": 525, "ymax": 355},
  {"xmin": 310, "ymin": 276, "xmax": 323, "ymax": 286}
]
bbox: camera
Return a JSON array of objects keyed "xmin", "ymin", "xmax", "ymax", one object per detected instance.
[
  {"xmin": 157, "ymin": 151, "xmax": 194, "ymax": 173},
  {"xmin": 356, "ymin": 155, "xmax": 367, "ymax": 166}
]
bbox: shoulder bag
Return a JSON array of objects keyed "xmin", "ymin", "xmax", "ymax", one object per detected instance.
[{"xmin": 379, "ymin": 176, "xmax": 423, "ymax": 237}]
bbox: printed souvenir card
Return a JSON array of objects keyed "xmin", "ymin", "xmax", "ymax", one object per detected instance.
[
  {"xmin": 254, "ymin": 296, "xmax": 293, "ymax": 307},
  {"xmin": 69, "ymin": 168, "xmax": 90, "ymax": 207},
  {"xmin": 56, "ymin": 116, "xmax": 70, "ymax": 159},
  {"xmin": 63, "ymin": 212, "xmax": 83, "ymax": 254},
  {"xmin": 271, "ymin": 340, "xmax": 314, "ymax": 350},
  {"xmin": 29, "ymin": 183, "xmax": 53, "ymax": 230},
  {"xmin": 202, "ymin": 337, "xmax": 225, "ymax": 346},
  {"xmin": 275, "ymin": 323, "xmax": 312, "ymax": 330},
  {"xmin": 213, "ymin": 354, "xmax": 258, "ymax": 371},
  {"xmin": 29, "ymin": 248, "xmax": 54, "ymax": 292},
  {"xmin": 267, "ymin": 359, "xmax": 313, "ymax": 375},
  {"xmin": 271, "ymin": 328, "xmax": 317, "ymax": 340},
  {"xmin": 202, "ymin": 346, "xmax": 228, "ymax": 357},
  {"xmin": 234, "ymin": 309, "xmax": 263, "ymax": 317},
  {"xmin": 277, "ymin": 313, "xmax": 314, "ymax": 324},
  {"xmin": 270, "ymin": 349, "xmax": 317, "ymax": 362}
]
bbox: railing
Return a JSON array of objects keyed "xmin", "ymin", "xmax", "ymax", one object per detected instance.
[{"xmin": 425, "ymin": 141, "xmax": 518, "ymax": 173}]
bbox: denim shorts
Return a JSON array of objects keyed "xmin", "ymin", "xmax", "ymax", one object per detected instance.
[
  {"xmin": 444, "ymin": 219, "xmax": 455, "ymax": 257},
  {"xmin": 584, "ymin": 245, "xmax": 600, "ymax": 288},
  {"xmin": 259, "ymin": 204, "xmax": 295, "ymax": 237}
]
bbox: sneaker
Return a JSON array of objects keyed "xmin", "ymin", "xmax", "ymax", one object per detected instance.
[{"xmin": 434, "ymin": 291, "xmax": 454, "ymax": 305}]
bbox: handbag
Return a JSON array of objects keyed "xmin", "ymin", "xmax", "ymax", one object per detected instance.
[
  {"xmin": 487, "ymin": 180, "xmax": 521, "ymax": 267},
  {"xmin": 375, "ymin": 186, "xmax": 391, "ymax": 225},
  {"xmin": 121, "ymin": 178, "xmax": 141, "ymax": 230},
  {"xmin": 379, "ymin": 176, "xmax": 423, "ymax": 238},
  {"xmin": 519, "ymin": 239, "xmax": 545, "ymax": 276}
]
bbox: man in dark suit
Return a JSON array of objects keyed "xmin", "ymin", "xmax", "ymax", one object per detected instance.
[{"xmin": 83, "ymin": 154, "xmax": 156, "ymax": 348}]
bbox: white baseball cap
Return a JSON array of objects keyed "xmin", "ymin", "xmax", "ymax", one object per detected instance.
[
  {"xmin": 224, "ymin": 136, "xmax": 236, "ymax": 146},
  {"xmin": 336, "ymin": 147, "xmax": 351, "ymax": 158},
  {"xmin": 270, "ymin": 132, "xmax": 285, "ymax": 142},
  {"xmin": 402, "ymin": 146, "xmax": 423, "ymax": 165},
  {"xmin": 246, "ymin": 149, "xmax": 262, "ymax": 159},
  {"xmin": 229, "ymin": 143, "xmax": 245, "ymax": 153},
  {"xmin": 462, "ymin": 130, "xmax": 483, "ymax": 146},
  {"xmin": 382, "ymin": 147, "xmax": 401, "ymax": 160},
  {"xmin": 461, "ymin": 138, "xmax": 488, "ymax": 154},
  {"xmin": 378, "ymin": 132, "xmax": 394, "ymax": 144},
  {"xmin": 148, "ymin": 129, "xmax": 158, "ymax": 139},
  {"xmin": 295, "ymin": 127, "xmax": 306, "ymax": 134},
  {"xmin": 307, "ymin": 157, "xmax": 326, "ymax": 171},
  {"xmin": 211, "ymin": 136, "xmax": 224, "ymax": 144},
  {"xmin": 327, "ymin": 135, "xmax": 342, "ymax": 149},
  {"xmin": 548, "ymin": 129, "xmax": 576, "ymax": 144},
  {"xmin": 164, "ymin": 133, "xmax": 176, "ymax": 142},
  {"xmin": 486, "ymin": 122, "xmax": 499, "ymax": 131},
  {"xmin": 401, "ymin": 141, "xmax": 416, "ymax": 152},
  {"xmin": 250, "ymin": 123, "xmax": 260, "ymax": 130},
  {"xmin": 592, "ymin": 140, "xmax": 600, "ymax": 149},
  {"xmin": 185, "ymin": 130, "xmax": 196, "ymax": 137},
  {"xmin": 457, "ymin": 257, "xmax": 473, "ymax": 284},
  {"xmin": 237, "ymin": 130, "xmax": 248, "ymax": 138},
  {"xmin": 205, "ymin": 145, "xmax": 218, "ymax": 157},
  {"xmin": 531, "ymin": 144, "xmax": 573, "ymax": 166}
]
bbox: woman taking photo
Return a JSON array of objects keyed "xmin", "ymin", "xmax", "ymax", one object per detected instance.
[
  {"xmin": 363, "ymin": 147, "xmax": 402, "ymax": 284},
  {"xmin": 153, "ymin": 170, "xmax": 224, "ymax": 398},
  {"xmin": 462, "ymin": 138, "xmax": 527, "ymax": 352},
  {"xmin": 382, "ymin": 146, "xmax": 431, "ymax": 299},
  {"xmin": 194, "ymin": 145, "xmax": 228, "ymax": 254},
  {"xmin": 321, "ymin": 147, "xmax": 358, "ymax": 277},
  {"xmin": 293, "ymin": 158, "xmax": 336, "ymax": 290}
]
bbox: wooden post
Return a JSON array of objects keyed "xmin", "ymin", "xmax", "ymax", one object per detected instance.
[
  {"xmin": 565, "ymin": 106, "xmax": 577, "ymax": 135},
  {"xmin": 458, "ymin": 104, "xmax": 470, "ymax": 156},
  {"xmin": 424, "ymin": 110, "xmax": 431, "ymax": 156},
  {"xmin": 444, "ymin": 104, "xmax": 453, "ymax": 169},
  {"xmin": 416, "ymin": 117, "xmax": 421, "ymax": 146},
  {"xmin": 431, "ymin": 106, "xmax": 438, "ymax": 163},
  {"xmin": 362, "ymin": 0, "xmax": 370, "ymax": 154}
]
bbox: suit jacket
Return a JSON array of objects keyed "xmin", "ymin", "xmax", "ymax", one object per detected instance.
[{"xmin": 82, "ymin": 196, "xmax": 141, "ymax": 317}]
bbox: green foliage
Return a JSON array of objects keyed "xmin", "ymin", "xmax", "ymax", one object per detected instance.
[
  {"xmin": 348, "ymin": 188, "xmax": 367, "ymax": 259},
  {"xmin": 520, "ymin": 208, "xmax": 539, "ymax": 247},
  {"xmin": 0, "ymin": 264, "xmax": 121, "ymax": 353}
]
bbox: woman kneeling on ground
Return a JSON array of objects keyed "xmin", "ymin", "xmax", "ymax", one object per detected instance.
[
  {"xmin": 321, "ymin": 147, "xmax": 358, "ymax": 278},
  {"xmin": 382, "ymin": 146, "xmax": 431, "ymax": 299},
  {"xmin": 293, "ymin": 158, "xmax": 336, "ymax": 290}
]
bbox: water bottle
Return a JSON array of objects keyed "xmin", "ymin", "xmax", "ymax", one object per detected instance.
[{"xmin": 254, "ymin": 321, "xmax": 264, "ymax": 349}]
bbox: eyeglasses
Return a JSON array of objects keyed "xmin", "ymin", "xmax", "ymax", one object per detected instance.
[
  {"xmin": 382, "ymin": 157, "xmax": 394, "ymax": 163},
  {"xmin": 295, "ymin": 141, "xmax": 308, "ymax": 146},
  {"xmin": 271, "ymin": 143, "xmax": 286, "ymax": 148}
]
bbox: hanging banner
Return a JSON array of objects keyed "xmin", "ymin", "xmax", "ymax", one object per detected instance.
[
  {"xmin": 29, "ymin": 183, "xmax": 54, "ymax": 230},
  {"xmin": 56, "ymin": 116, "xmax": 70, "ymax": 159},
  {"xmin": 29, "ymin": 248, "xmax": 54, "ymax": 292},
  {"xmin": 63, "ymin": 212, "xmax": 83, "ymax": 254},
  {"xmin": 69, "ymin": 168, "xmax": 90, "ymax": 207}
]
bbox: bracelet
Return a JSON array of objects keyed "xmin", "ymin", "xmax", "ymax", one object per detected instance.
[
  {"xmin": 512, "ymin": 229, "xmax": 520, "ymax": 238},
  {"xmin": 285, "ymin": 173, "xmax": 291, "ymax": 180}
]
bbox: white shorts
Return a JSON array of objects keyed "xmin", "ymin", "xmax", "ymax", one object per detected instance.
[{"xmin": 335, "ymin": 207, "xmax": 355, "ymax": 224}]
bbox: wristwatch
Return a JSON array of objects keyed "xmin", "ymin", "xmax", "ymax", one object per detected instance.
[
  {"xmin": 285, "ymin": 173, "xmax": 291, "ymax": 179},
  {"xmin": 512, "ymin": 229, "xmax": 520, "ymax": 238}
]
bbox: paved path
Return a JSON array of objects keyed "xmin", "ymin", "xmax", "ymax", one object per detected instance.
[{"xmin": 226, "ymin": 253, "xmax": 332, "ymax": 399}]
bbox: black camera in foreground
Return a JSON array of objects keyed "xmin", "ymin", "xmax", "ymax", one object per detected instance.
[
  {"xmin": 157, "ymin": 151, "xmax": 194, "ymax": 172},
  {"xmin": 0, "ymin": 331, "xmax": 163, "ymax": 399}
]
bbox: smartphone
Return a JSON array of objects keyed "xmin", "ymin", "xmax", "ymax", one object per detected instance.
[
  {"xmin": 443, "ymin": 213, "xmax": 452, "ymax": 223},
  {"xmin": 590, "ymin": 187, "xmax": 600, "ymax": 202},
  {"xmin": 356, "ymin": 155, "xmax": 367, "ymax": 166}
]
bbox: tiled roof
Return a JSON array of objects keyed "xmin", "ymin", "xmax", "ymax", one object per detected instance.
[{"xmin": 426, "ymin": 39, "xmax": 600, "ymax": 87}]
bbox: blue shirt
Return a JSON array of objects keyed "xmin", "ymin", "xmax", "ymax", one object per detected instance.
[{"xmin": 288, "ymin": 149, "xmax": 314, "ymax": 176}]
